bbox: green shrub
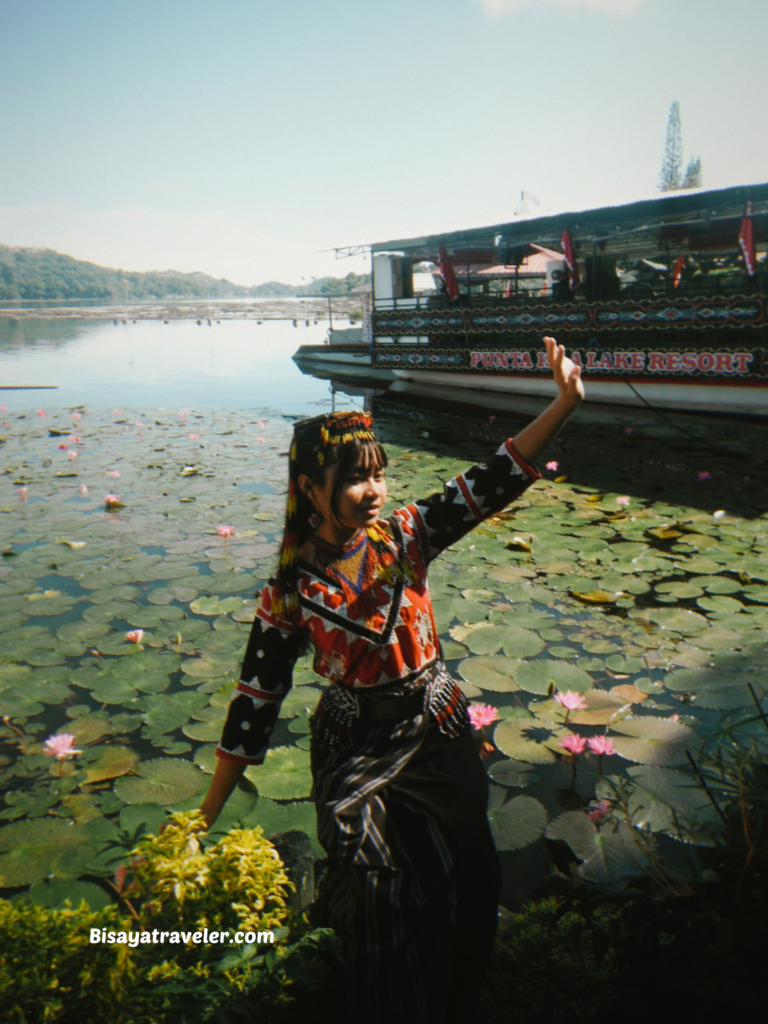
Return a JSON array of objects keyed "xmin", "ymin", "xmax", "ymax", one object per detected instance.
[
  {"xmin": 480, "ymin": 896, "xmax": 620, "ymax": 1024},
  {"xmin": 0, "ymin": 812, "xmax": 337, "ymax": 1024}
]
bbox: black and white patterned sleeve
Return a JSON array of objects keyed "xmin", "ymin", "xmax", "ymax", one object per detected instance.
[
  {"xmin": 215, "ymin": 614, "xmax": 303, "ymax": 767},
  {"xmin": 402, "ymin": 439, "xmax": 540, "ymax": 564}
]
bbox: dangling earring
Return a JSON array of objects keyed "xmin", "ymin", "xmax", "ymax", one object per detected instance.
[{"xmin": 309, "ymin": 507, "xmax": 322, "ymax": 531}]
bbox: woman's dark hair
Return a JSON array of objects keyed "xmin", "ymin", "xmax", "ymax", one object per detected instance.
[
  {"xmin": 271, "ymin": 411, "xmax": 386, "ymax": 615},
  {"xmin": 301, "ymin": 434, "xmax": 387, "ymax": 535}
]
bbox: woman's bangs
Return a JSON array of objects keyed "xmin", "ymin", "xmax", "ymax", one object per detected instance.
[{"xmin": 354, "ymin": 438, "xmax": 387, "ymax": 474}]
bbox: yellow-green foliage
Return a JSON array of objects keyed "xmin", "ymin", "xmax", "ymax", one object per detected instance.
[
  {"xmin": 131, "ymin": 810, "xmax": 293, "ymax": 937},
  {"xmin": 0, "ymin": 812, "xmax": 320, "ymax": 1024}
]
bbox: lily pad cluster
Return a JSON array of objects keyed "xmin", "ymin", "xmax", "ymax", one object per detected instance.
[{"xmin": 0, "ymin": 410, "xmax": 766, "ymax": 900}]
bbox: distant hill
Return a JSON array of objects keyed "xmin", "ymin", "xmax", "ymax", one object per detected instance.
[{"xmin": 0, "ymin": 246, "xmax": 370, "ymax": 302}]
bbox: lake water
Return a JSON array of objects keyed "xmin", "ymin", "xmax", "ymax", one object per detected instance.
[
  {"xmin": 0, "ymin": 315, "xmax": 767, "ymax": 915},
  {"xmin": 0, "ymin": 317, "xmax": 343, "ymax": 413}
]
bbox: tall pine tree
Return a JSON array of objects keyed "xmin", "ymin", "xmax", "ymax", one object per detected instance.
[{"xmin": 659, "ymin": 101, "xmax": 683, "ymax": 192}]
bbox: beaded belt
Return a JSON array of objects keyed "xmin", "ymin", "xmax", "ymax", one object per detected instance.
[{"xmin": 309, "ymin": 662, "xmax": 470, "ymax": 751}]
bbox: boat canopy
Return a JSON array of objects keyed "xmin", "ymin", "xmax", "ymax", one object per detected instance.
[{"xmin": 370, "ymin": 182, "xmax": 768, "ymax": 264}]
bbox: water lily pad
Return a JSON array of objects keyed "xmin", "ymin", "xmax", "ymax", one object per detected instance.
[
  {"xmin": 119, "ymin": 802, "xmax": 167, "ymax": 837},
  {"xmin": 459, "ymin": 657, "xmax": 521, "ymax": 692},
  {"xmin": 278, "ymin": 687, "xmax": 322, "ymax": 720},
  {"xmin": 139, "ymin": 691, "xmax": 209, "ymax": 735},
  {"xmin": 194, "ymin": 743, "xmax": 219, "ymax": 774},
  {"xmin": 440, "ymin": 639, "xmax": 469, "ymax": 661},
  {"xmin": 451, "ymin": 622, "xmax": 544, "ymax": 658},
  {"xmin": 640, "ymin": 608, "xmax": 710, "ymax": 635},
  {"xmin": 546, "ymin": 811, "xmax": 648, "ymax": 884},
  {"xmin": 58, "ymin": 715, "xmax": 110, "ymax": 746},
  {"xmin": 81, "ymin": 745, "xmax": 140, "ymax": 783},
  {"xmin": 182, "ymin": 719, "xmax": 223, "ymax": 742},
  {"xmin": 488, "ymin": 760, "xmax": 538, "ymax": 788},
  {"xmin": 28, "ymin": 878, "xmax": 111, "ymax": 911},
  {"xmin": 493, "ymin": 718, "xmax": 561, "ymax": 763},
  {"xmin": 697, "ymin": 595, "xmax": 744, "ymax": 614},
  {"xmin": 609, "ymin": 716, "xmax": 697, "ymax": 766},
  {"xmin": 487, "ymin": 788, "xmax": 548, "ymax": 852},
  {"xmin": 244, "ymin": 745, "xmax": 312, "ymax": 800},
  {"xmin": 514, "ymin": 659, "xmax": 593, "ymax": 695},
  {"xmin": 114, "ymin": 757, "xmax": 206, "ymax": 805},
  {"xmin": 241, "ymin": 797, "xmax": 319, "ymax": 854},
  {"xmin": 189, "ymin": 596, "xmax": 245, "ymax": 616},
  {"xmin": 0, "ymin": 818, "xmax": 88, "ymax": 887},
  {"xmin": 626, "ymin": 765, "xmax": 719, "ymax": 843}
]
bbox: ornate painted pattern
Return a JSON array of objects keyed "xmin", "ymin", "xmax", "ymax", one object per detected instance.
[
  {"xmin": 373, "ymin": 296, "xmax": 764, "ymax": 339},
  {"xmin": 375, "ymin": 349, "xmax": 465, "ymax": 369}
]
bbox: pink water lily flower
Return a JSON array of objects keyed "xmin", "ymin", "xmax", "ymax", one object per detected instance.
[
  {"xmin": 43, "ymin": 734, "xmax": 82, "ymax": 760},
  {"xmin": 68, "ymin": 451, "xmax": 78, "ymax": 460},
  {"xmin": 36, "ymin": 409, "xmax": 46, "ymax": 418},
  {"xmin": 616, "ymin": 495, "xmax": 630, "ymax": 506},
  {"xmin": 468, "ymin": 703, "xmax": 500, "ymax": 730},
  {"xmin": 559, "ymin": 734, "xmax": 587, "ymax": 756},
  {"xmin": 190, "ymin": 434, "xmax": 200, "ymax": 440},
  {"xmin": 0, "ymin": 405, "xmax": 6, "ymax": 412},
  {"xmin": 545, "ymin": 461, "xmax": 559, "ymax": 471},
  {"xmin": 217, "ymin": 525, "xmax": 235, "ymax": 539},
  {"xmin": 179, "ymin": 408, "xmax": 190, "ymax": 417},
  {"xmin": 105, "ymin": 493, "xmax": 121, "ymax": 508},
  {"xmin": 488, "ymin": 415, "xmax": 497, "ymax": 424},
  {"xmin": 108, "ymin": 470, "xmax": 120, "ymax": 478},
  {"xmin": 554, "ymin": 691, "xmax": 587, "ymax": 711},
  {"xmin": 698, "ymin": 471, "xmax": 711, "ymax": 481},
  {"xmin": 69, "ymin": 436, "xmax": 80, "ymax": 444},
  {"xmin": 480, "ymin": 740, "xmax": 495, "ymax": 760},
  {"xmin": 126, "ymin": 629, "xmax": 144, "ymax": 644},
  {"xmin": 71, "ymin": 412, "xmax": 82, "ymax": 421},
  {"xmin": 624, "ymin": 427, "xmax": 633, "ymax": 435},
  {"xmin": 257, "ymin": 437, "xmax": 266, "ymax": 443},
  {"xmin": 588, "ymin": 799, "xmax": 612, "ymax": 823},
  {"xmin": 587, "ymin": 736, "xmax": 616, "ymax": 757},
  {"xmin": 58, "ymin": 443, "xmax": 68, "ymax": 450},
  {"xmin": 17, "ymin": 486, "xmax": 28, "ymax": 501},
  {"xmin": 78, "ymin": 484, "xmax": 88, "ymax": 495},
  {"xmin": 258, "ymin": 421, "xmax": 266, "ymax": 427}
]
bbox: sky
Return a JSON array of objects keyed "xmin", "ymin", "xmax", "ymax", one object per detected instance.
[{"xmin": 0, "ymin": 0, "xmax": 766, "ymax": 286}]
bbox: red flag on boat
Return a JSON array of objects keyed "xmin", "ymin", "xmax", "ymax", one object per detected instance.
[
  {"xmin": 561, "ymin": 228, "xmax": 580, "ymax": 290},
  {"xmin": 672, "ymin": 254, "xmax": 685, "ymax": 289},
  {"xmin": 438, "ymin": 244, "xmax": 460, "ymax": 301},
  {"xmin": 739, "ymin": 202, "xmax": 757, "ymax": 277}
]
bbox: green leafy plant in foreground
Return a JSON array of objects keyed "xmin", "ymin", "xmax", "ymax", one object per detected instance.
[{"xmin": 0, "ymin": 811, "xmax": 338, "ymax": 1023}]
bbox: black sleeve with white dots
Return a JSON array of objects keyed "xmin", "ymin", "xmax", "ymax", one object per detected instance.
[{"xmin": 216, "ymin": 616, "xmax": 303, "ymax": 766}]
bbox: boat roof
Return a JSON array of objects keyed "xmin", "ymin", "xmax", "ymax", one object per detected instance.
[{"xmin": 370, "ymin": 182, "xmax": 768, "ymax": 262}]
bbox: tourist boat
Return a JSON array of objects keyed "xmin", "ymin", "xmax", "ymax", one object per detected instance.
[{"xmin": 366, "ymin": 183, "xmax": 768, "ymax": 416}]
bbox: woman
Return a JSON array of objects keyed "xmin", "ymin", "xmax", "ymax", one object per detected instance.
[{"xmin": 201, "ymin": 336, "xmax": 584, "ymax": 1022}]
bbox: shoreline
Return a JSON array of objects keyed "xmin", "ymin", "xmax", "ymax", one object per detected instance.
[{"xmin": 0, "ymin": 296, "xmax": 362, "ymax": 322}]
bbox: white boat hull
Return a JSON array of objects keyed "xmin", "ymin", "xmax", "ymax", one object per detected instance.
[{"xmin": 391, "ymin": 368, "xmax": 767, "ymax": 416}]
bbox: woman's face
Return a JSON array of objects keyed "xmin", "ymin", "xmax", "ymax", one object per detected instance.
[{"xmin": 301, "ymin": 457, "xmax": 387, "ymax": 535}]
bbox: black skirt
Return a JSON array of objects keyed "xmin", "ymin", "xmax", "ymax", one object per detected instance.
[{"xmin": 310, "ymin": 698, "xmax": 501, "ymax": 1024}]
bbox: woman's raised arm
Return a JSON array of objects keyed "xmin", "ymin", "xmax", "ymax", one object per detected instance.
[{"xmin": 510, "ymin": 336, "xmax": 584, "ymax": 464}]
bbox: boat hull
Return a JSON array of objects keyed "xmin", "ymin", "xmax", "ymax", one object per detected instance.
[{"xmin": 391, "ymin": 368, "xmax": 767, "ymax": 415}]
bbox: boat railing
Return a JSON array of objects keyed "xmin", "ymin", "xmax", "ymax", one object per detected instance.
[{"xmin": 373, "ymin": 273, "xmax": 764, "ymax": 313}]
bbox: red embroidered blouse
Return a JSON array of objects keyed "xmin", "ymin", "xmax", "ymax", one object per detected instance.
[{"xmin": 216, "ymin": 439, "xmax": 539, "ymax": 765}]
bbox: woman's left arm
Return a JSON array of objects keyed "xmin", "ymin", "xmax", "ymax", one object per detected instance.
[{"xmin": 510, "ymin": 336, "xmax": 584, "ymax": 463}]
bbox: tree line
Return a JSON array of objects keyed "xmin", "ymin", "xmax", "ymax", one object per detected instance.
[{"xmin": 0, "ymin": 246, "xmax": 370, "ymax": 302}]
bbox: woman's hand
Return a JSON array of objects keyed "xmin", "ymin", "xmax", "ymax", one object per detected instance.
[{"xmin": 543, "ymin": 335, "xmax": 585, "ymax": 407}]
